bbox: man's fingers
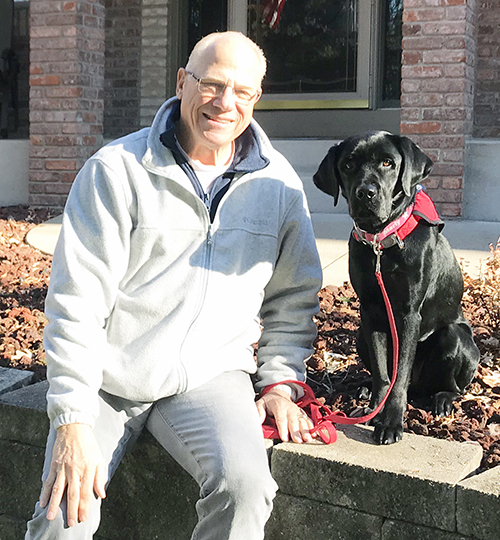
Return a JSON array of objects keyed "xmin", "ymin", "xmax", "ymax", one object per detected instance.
[
  {"xmin": 78, "ymin": 469, "xmax": 95, "ymax": 523},
  {"xmin": 275, "ymin": 413, "xmax": 290, "ymax": 442},
  {"xmin": 40, "ymin": 469, "xmax": 57, "ymax": 508},
  {"xmin": 255, "ymin": 400, "xmax": 267, "ymax": 424},
  {"xmin": 66, "ymin": 470, "xmax": 81, "ymax": 527},
  {"xmin": 298, "ymin": 414, "xmax": 314, "ymax": 442},
  {"xmin": 94, "ymin": 462, "xmax": 107, "ymax": 500},
  {"xmin": 45, "ymin": 469, "xmax": 67, "ymax": 521}
]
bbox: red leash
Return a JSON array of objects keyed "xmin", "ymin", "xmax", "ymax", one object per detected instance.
[{"xmin": 262, "ymin": 248, "xmax": 400, "ymax": 443}]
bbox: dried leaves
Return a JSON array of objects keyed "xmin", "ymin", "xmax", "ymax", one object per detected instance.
[
  {"xmin": 0, "ymin": 207, "xmax": 53, "ymax": 381},
  {"xmin": 2, "ymin": 208, "xmax": 500, "ymax": 470}
]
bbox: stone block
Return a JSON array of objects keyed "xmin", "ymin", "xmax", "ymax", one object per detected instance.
[
  {"xmin": 271, "ymin": 424, "xmax": 482, "ymax": 532},
  {"xmin": 0, "ymin": 367, "xmax": 34, "ymax": 395},
  {"xmin": 99, "ymin": 431, "xmax": 199, "ymax": 540},
  {"xmin": 266, "ymin": 493, "xmax": 383, "ymax": 540},
  {"xmin": 0, "ymin": 381, "xmax": 50, "ymax": 447},
  {"xmin": 0, "ymin": 514, "xmax": 29, "ymax": 540},
  {"xmin": 382, "ymin": 519, "xmax": 470, "ymax": 540},
  {"xmin": 0, "ymin": 440, "xmax": 44, "ymax": 520},
  {"xmin": 456, "ymin": 466, "xmax": 500, "ymax": 540}
]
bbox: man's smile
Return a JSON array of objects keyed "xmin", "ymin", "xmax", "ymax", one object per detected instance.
[{"xmin": 203, "ymin": 113, "xmax": 234, "ymax": 125}]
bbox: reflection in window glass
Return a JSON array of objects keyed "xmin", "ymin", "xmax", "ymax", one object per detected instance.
[
  {"xmin": 248, "ymin": 0, "xmax": 358, "ymax": 94},
  {"xmin": 381, "ymin": 0, "xmax": 402, "ymax": 104},
  {"xmin": 188, "ymin": 0, "xmax": 228, "ymax": 56}
]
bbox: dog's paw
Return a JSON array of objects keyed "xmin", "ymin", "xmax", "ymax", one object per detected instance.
[
  {"xmin": 373, "ymin": 424, "xmax": 403, "ymax": 445},
  {"xmin": 433, "ymin": 391, "xmax": 458, "ymax": 417}
]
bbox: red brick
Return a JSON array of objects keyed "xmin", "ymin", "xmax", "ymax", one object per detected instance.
[
  {"xmin": 431, "ymin": 163, "xmax": 464, "ymax": 177},
  {"xmin": 30, "ymin": 75, "xmax": 61, "ymax": 86},
  {"xmin": 404, "ymin": 0, "xmax": 443, "ymax": 8},
  {"xmin": 442, "ymin": 177, "xmax": 463, "ymax": 189},
  {"xmin": 402, "ymin": 51, "xmax": 423, "ymax": 65},
  {"xmin": 403, "ymin": 23, "xmax": 423, "ymax": 37},
  {"xmin": 423, "ymin": 21, "xmax": 467, "ymax": 35},
  {"xmin": 401, "ymin": 121, "xmax": 442, "ymax": 134},
  {"xmin": 403, "ymin": 8, "xmax": 444, "ymax": 22},
  {"xmin": 422, "ymin": 50, "xmax": 466, "ymax": 63},
  {"xmin": 45, "ymin": 160, "xmax": 77, "ymax": 171},
  {"xmin": 402, "ymin": 65, "xmax": 443, "ymax": 78},
  {"xmin": 436, "ymin": 203, "xmax": 462, "ymax": 217},
  {"xmin": 402, "ymin": 36, "xmax": 445, "ymax": 49},
  {"xmin": 62, "ymin": 172, "xmax": 78, "ymax": 183}
]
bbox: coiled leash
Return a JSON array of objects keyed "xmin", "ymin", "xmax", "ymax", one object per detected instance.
[{"xmin": 261, "ymin": 255, "xmax": 399, "ymax": 444}]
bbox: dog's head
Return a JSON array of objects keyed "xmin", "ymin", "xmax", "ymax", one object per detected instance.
[{"xmin": 313, "ymin": 131, "xmax": 433, "ymax": 232}]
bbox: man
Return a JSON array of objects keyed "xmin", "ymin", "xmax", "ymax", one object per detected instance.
[{"xmin": 26, "ymin": 31, "xmax": 322, "ymax": 539}]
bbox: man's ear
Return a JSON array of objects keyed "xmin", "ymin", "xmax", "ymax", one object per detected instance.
[
  {"xmin": 392, "ymin": 135, "xmax": 433, "ymax": 196},
  {"xmin": 313, "ymin": 144, "xmax": 343, "ymax": 206},
  {"xmin": 176, "ymin": 68, "xmax": 187, "ymax": 100}
]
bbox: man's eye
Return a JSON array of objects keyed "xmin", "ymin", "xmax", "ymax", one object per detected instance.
[
  {"xmin": 200, "ymin": 80, "xmax": 225, "ymax": 94},
  {"xmin": 234, "ymin": 87, "xmax": 254, "ymax": 100}
]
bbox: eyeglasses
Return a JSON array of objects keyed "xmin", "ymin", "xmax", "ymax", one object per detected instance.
[{"xmin": 186, "ymin": 71, "xmax": 261, "ymax": 105}]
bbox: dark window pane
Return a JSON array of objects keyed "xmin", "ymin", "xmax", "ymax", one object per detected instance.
[
  {"xmin": 248, "ymin": 0, "xmax": 358, "ymax": 94},
  {"xmin": 188, "ymin": 0, "xmax": 228, "ymax": 55},
  {"xmin": 381, "ymin": 0, "xmax": 402, "ymax": 103}
]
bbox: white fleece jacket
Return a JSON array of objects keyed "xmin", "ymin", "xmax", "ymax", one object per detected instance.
[{"xmin": 44, "ymin": 98, "xmax": 322, "ymax": 429}]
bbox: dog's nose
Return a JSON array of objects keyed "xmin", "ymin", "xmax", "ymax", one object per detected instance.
[{"xmin": 356, "ymin": 184, "xmax": 377, "ymax": 200}]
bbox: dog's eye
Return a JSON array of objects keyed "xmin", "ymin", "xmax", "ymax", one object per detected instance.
[
  {"xmin": 382, "ymin": 159, "xmax": 394, "ymax": 168},
  {"xmin": 344, "ymin": 161, "xmax": 353, "ymax": 170}
]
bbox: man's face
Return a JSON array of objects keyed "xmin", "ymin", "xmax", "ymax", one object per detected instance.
[{"xmin": 176, "ymin": 40, "xmax": 262, "ymax": 161}]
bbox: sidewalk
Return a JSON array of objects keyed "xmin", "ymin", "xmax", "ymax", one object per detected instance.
[
  {"xmin": 312, "ymin": 213, "xmax": 499, "ymax": 286},
  {"xmin": 26, "ymin": 213, "xmax": 500, "ymax": 286}
]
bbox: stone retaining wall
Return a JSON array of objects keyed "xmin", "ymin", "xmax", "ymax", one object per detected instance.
[{"xmin": 1, "ymin": 377, "xmax": 499, "ymax": 540}]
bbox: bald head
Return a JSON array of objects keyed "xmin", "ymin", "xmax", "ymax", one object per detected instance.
[{"xmin": 186, "ymin": 31, "xmax": 267, "ymax": 84}]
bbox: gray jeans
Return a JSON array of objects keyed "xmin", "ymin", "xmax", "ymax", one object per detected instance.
[{"xmin": 25, "ymin": 371, "xmax": 278, "ymax": 539}]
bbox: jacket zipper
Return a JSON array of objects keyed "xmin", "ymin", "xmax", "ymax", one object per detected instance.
[{"xmin": 178, "ymin": 214, "xmax": 214, "ymax": 392}]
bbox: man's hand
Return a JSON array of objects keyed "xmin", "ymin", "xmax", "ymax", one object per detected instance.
[
  {"xmin": 40, "ymin": 423, "xmax": 107, "ymax": 527},
  {"xmin": 256, "ymin": 388, "xmax": 315, "ymax": 443}
]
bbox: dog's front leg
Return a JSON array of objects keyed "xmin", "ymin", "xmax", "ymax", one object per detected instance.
[{"xmin": 371, "ymin": 314, "xmax": 420, "ymax": 445}]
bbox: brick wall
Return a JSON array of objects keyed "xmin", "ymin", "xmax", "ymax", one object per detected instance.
[
  {"xmin": 400, "ymin": 0, "xmax": 477, "ymax": 217},
  {"xmin": 104, "ymin": 0, "xmax": 142, "ymax": 139},
  {"xmin": 29, "ymin": 0, "xmax": 105, "ymax": 208},
  {"xmin": 474, "ymin": 0, "xmax": 500, "ymax": 137},
  {"xmin": 140, "ymin": 0, "xmax": 170, "ymax": 129}
]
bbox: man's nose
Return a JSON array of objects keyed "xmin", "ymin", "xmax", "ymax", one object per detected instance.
[{"xmin": 214, "ymin": 86, "xmax": 236, "ymax": 109}]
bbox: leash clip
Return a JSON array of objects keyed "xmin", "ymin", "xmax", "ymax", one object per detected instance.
[{"xmin": 374, "ymin": 244, "xmax": 382, "ymax": 273}]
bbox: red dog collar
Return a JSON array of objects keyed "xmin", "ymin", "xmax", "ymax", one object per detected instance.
[{"xmin": 352, "ymin": 187, "xmax": 443, "ymax": 251}]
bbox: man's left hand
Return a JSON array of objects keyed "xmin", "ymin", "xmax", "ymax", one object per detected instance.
[{"xmin": 256, "ymin": 388, "xmax": 315, "ymax": 443}]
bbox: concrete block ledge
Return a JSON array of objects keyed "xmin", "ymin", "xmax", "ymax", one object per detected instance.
[{"xmin": 0, "ymin": 380, "xmax": 498, "ymax": 540}]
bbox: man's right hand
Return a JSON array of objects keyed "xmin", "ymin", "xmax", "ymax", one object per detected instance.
[{"xmin": 40, "ymin": 423, "xmax": 107, "ymax": 527}]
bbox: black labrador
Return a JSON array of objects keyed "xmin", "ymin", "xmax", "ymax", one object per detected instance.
[{"xmin": 313, "ymin": 131, "xmax": 480, "ymax": 445}]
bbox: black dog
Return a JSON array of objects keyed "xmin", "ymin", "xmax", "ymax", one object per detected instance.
[{"xmin": 313, "ymin": 131, "xmax": 480, "ymax": 445}]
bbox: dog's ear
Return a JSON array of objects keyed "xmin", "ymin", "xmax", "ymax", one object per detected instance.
[
  {"xmin": 393, "ymin": 135, "xmax": 433, "ymax": 196},
  {"xmin": 313, "ymin": 144, "xmax": 342, "ymax": 206}
]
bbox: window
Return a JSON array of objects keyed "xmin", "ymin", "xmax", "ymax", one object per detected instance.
[{"xmin": 228, "ymin": 0, "xmax": 402, "ymax": 110}]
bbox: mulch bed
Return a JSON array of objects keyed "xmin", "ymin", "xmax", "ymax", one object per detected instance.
[{"xmin": 1, "ymin": 205, "xmax": 500, "ymax": 472}]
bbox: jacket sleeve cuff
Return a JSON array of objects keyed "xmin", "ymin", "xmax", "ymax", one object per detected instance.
[
  {"xmin": 52, "ymin": 412, "xmax": 96, "ymax": 430},
  {"xmin": 264, "ymin": 382, "xmax": 305, "ymax": 402}
]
